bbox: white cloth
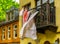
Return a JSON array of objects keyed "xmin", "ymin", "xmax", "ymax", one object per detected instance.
[
  {"xmin": 20, "ymin": 11, "xmax": 39, "ymax": 40},
  {"xmin": 55, "ymin": 41, "xmax": 59, "ymax": 44},
  {"xmin": 19, "ymin": 8, "xmax": 24, "ymax": 16},
  {"xmin": 25, "ymin": 23, "xmax": 37, "ymax": 40}
]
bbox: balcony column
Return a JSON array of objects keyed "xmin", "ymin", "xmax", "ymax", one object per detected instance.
[
  {"xmin": 40, "ymin": 0, "xmax": 43, "ymax": 25},
  {"xmin": 46, "ymin": 0, "xmax": 50, "ymax": 24}
]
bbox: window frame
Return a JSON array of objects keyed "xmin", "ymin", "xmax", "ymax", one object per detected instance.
[
  {"xmin": 42, "ymin": 0, "xmax": 47, "ymax": 4},
  {"xmin": 2, "ymin": 28, "xmax": 5, "ymax": 40},
  {"xmin": 13, "ymin": 24, "xmax": 18, "ymax": 39},
  {"xmin": 7, "ymin": 26, "xmax": 11, "ymax": 40},
  {"xmin": 8, "ymin": 13, "xmax": 10, "ymax": 21},
  {"xmin": 49, "ymin": 0, "xmax": 54, "ymax": 3}
]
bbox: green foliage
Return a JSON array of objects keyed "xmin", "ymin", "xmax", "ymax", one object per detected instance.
[{"xmin": 0, "ymin": 0, "xmax": 19, "ymax": 21}]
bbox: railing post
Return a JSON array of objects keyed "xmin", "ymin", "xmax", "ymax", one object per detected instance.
[{"xmin": 46, "ymin": 0, "xmax": 50, "ymax": 24}]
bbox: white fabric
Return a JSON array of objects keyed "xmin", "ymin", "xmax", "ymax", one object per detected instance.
[
  {"xmin": 19, "ymin": 8, "xmax": 24, "ymax": 16},
  {"xmin": 25, "ymin": 23, "xmax": 37, "ymax": 40},
  {"xmin": 20, "ymin": 11, "xmax": 39, "ymax": 40}
]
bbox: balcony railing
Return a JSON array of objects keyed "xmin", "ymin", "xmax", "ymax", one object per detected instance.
[{"xmin": 33, "ymin": 2, "xmax": 56, "ymax": 28}]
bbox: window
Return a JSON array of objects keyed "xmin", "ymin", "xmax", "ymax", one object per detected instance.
[
  {"xmin": 13, "ymin": 10, "xmax": 16, "ymax": 19},
  {"xmin": 36, "ymin": 0, "xmax": 41, "ymax": 10},
  {"xmin": 13, "ymin": 10, "xmax": 19, "ymax": 20},
  {"xmin": 42, "ymin": 0, "xmax": 54, "ymax": 4},
  {"xmin": 13, "ymin": 24, "xmax": 17, "ymax": 38},
  {"xmin": 37, "ymin": 0, "xmax": 41, "ymax": 6},
  {"xmin": 14, "ymin": 10, "xmax": 19, "ymax": 19},
  {"xmin": 10, "ymin": 11, "xmax": 16, "ymax": 20},
  {"xmin": 7, "ymin": 9, "xmax": 18, "ymax": 21},
  {"xmin": 10, "ymin": 12, "xmax": 12, "ymax": 20},
  {"xmin": 24, "ymin": 3, "xmax": 31, "ymax": 10},
  {"xmin": 49, "ymin": 0, "xmax": 54, "ymax": 3},
  {"xmin": 42, "ymin": 0, "xmax": 47, "ymax": 4},
  {"xmin": 8, "ymin": 14, "xmax": 10, "ymax": 21},
  {"xmin": 8, "ymin": 26, "xmax": 11, "ymax": 39},
  {"xmin": 50, "ymin": 1, "xmax": 55, "ymax": 24},
  {"xmin": 36, "ymin": 0, "xmax": 47, "ymax": 5},
  {"xmin": 2, "ymin": 28, "xmax": 5, "ymax": 40},
  {"xmin": 15, "ymin": 10, "xmax": 18, "ymax": 15},
  {"xmin": 8, "ymin": 12, "xmax": 13, "ymax": 21},
  {"xmin": 11, "ymin": 12, "xmax": 14, "ymax": 20}
]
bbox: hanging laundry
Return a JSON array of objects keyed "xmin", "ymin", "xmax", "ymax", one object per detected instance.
[
  {"xmin": 24, "ymin": 19, "xmax": 37, "ymax": 40},
  {"xmin": 23, "ymin": 9, "xmax": 30, "ymax": 24},
  {"xmin": 20, "ymin": 11, "xmax": 39, "ymax": 40},
  {"xmin": 19, "ymin": 8, "xmax": 24, "ymax": 16}
]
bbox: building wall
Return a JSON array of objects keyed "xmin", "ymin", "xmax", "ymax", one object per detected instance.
[
  {"xmin": 37, "ymin": 30, "xmax": 57, "ymax": 44},
  {"xmin": 20, "ymin": 38, "xmax": 36, "ymax": 44},
  {"xmin": 55, "ymin": 0, "xmax": 60, "ymax": 32},
  {"xmin": 19, "ymin": 0, "xmax": 60, "ymax": 44},
  {"xmin": 20, "ymin": 0, "xmax": 36, "ymax": 9},
  {"xmin": 55, "ymin": 0, "xmax": 60, "ymax": 43}
]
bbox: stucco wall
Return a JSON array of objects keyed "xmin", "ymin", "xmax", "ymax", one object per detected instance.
[
  {"xmin": 55, "ymin": 0, "xmax": 60, "ymax": 32},
  {"xmin": 19, "ymin": 0, "xmax": 60, "ymax": 44}
]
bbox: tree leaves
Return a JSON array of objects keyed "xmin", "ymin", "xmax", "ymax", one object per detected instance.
[{"xmin": 0, "ymin": 0, "xmax": 19, "ymax": 21}]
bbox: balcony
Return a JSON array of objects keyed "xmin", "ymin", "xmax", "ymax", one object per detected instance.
[
  {"xmin": 6, "ymin": 7, "xmax": 19, "ymax": 21},
  {"xmin": 34, "ymin": 2, "xmax": 58, "ymax": 33}
]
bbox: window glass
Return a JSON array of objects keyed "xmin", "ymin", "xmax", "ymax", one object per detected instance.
[
  {"xmin": 10, "ymin": 12, "xmax": 12, "ymax": 20},
  {"xmin": 15, "ymin": 10, "xmax": 19, "ymax": 19},
  {"xmin": 13, "ymin": 24, "xmax": 17, "ymax": 38},
  {"xmin": 36, "ymin": 0, "xmax": 41, "ymax": 10},
  {"xmin": 49, "ymin": 0, "xmax": 54, "ymax": 3},
  {"xmin": 50, "ymin": 1, "xmax": 55, "ymax": 24},
  {"xmin": 11, "ymin": 12, "xmax": 14, "ymax": 20},
  {"xmin": 2, "ymin": 28, "xmax": 5, "ymax": 40},
  {"xmin": 42, "ymin": 0, "xmax": 47, "ymax": 4},
  {"xmin": 13, "ymin": 10, "xmax": 19, "ymax": 19},
  {"xmin": 37, "ymin": 0, "xmax": 41, "ymax": 6},
  {"xmin": 8, "ymin": 26, "xmax": 11, "ymax": 39},
  {"xmin": 8, "ymin": 14, "xmax": 10, "ymax": 21}
]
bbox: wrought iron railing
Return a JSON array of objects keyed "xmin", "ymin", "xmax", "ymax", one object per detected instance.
[{"xmin": 32, "ymin": 2, "xmax": 56, "ymax": 28}]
